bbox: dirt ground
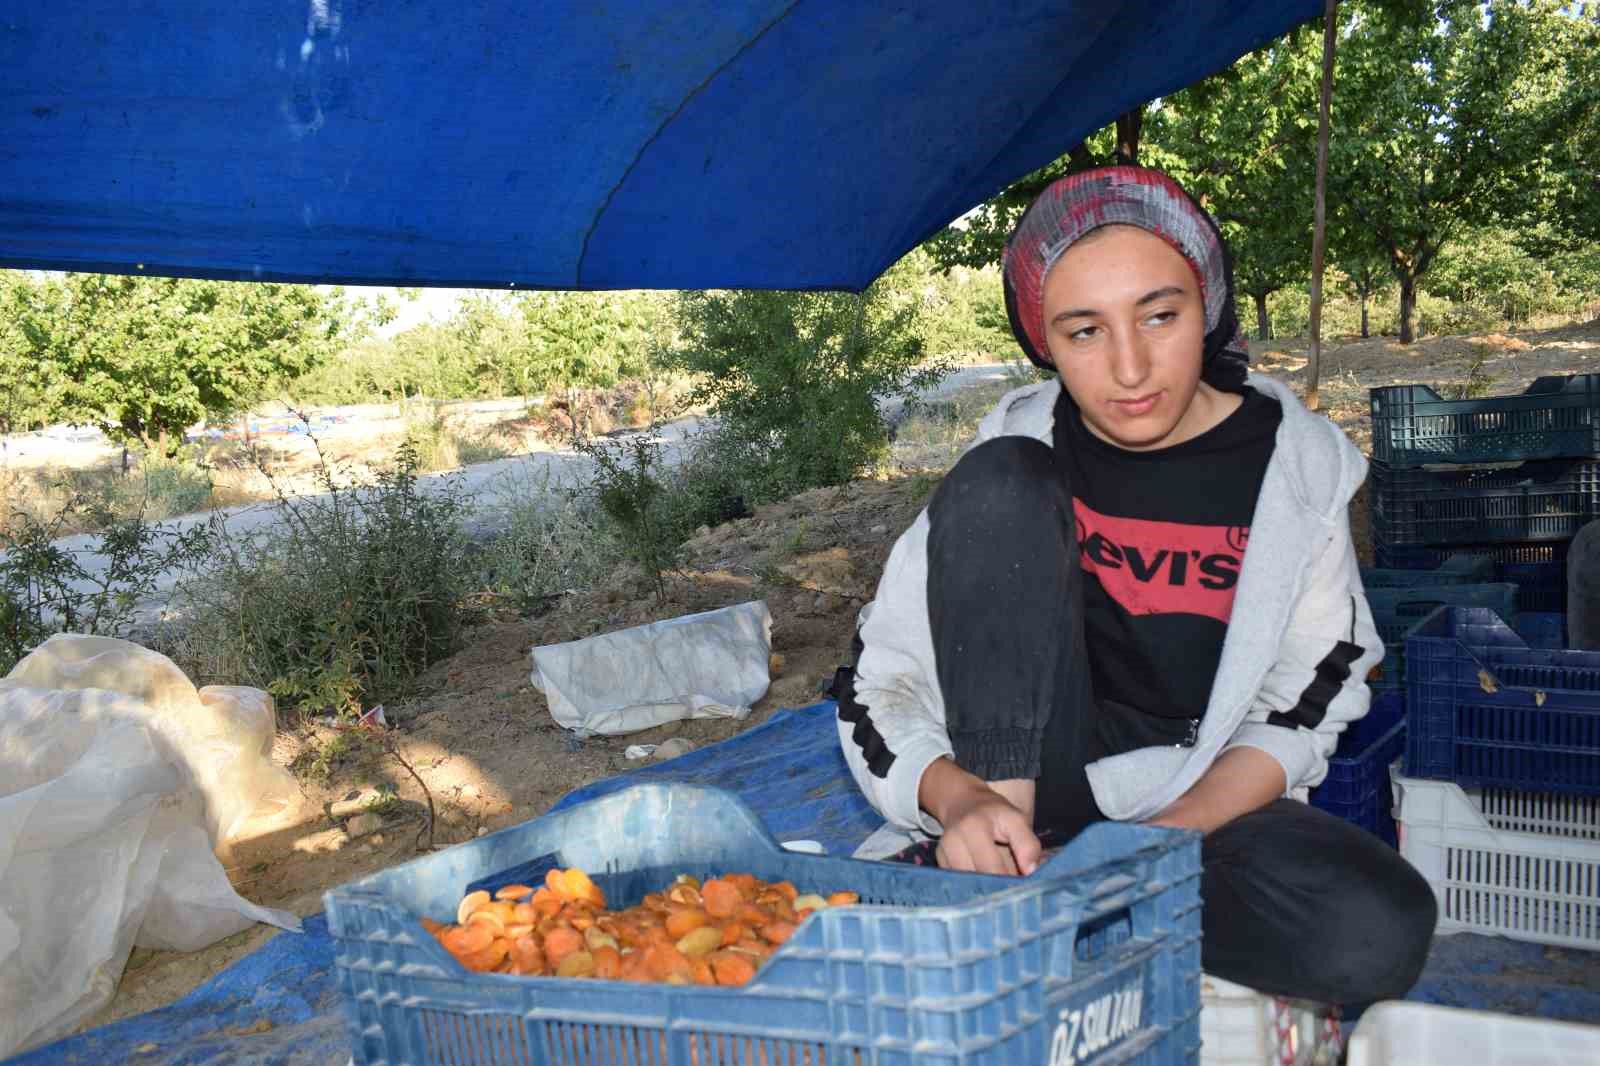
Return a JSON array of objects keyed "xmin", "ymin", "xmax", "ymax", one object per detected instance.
[{"xmin": 80, "ymin": 315, "xmax": 1600, "ymax": 1030}]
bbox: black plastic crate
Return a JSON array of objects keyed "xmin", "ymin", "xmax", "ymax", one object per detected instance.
[
  {"xmin": 1368, "ymin": 457, "xmax": 1600, "ymax": 549},
  {"xmin": 1371, "ymin": 541, "xmax": 1569, "ymax": 614},
  {"xmin": 1359, "ymin": 554, "xmax": 1495, "ymax": 589},
  {"xmin": 1370, "ymin": 374, "xmax": 1600, "ymax": 468}
]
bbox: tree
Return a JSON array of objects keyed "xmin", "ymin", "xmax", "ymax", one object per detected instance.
[
  {"xmin": 924, "ymin": 109, "xmax": 1147, "ymax": 272},
  {"xmin": 1142, "ymin": 21, "xmax": 1324, "ymax": 340},
  {"xmin": 1332, "ymin": 239, "xmax": 1391, "ymax": 339},
  {"xmin": 511, "ymin": 291, "xmax": 667, "ymax": 434},
  {"xmin": 1331, "ymin": 1, "xmax": 1592, "ymax": 343},
  {"xmin": 669, "ymin": 258, "xmax": 942, "ymax": 500},
  {"xmin": 15, "ymin": 274, "xmax": 348, "ymax": 451},
  {"xmin": 0, "ymin": 273, "xmax": 61, "ymax": 435}
]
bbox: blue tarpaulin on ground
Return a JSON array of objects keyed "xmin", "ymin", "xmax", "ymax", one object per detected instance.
[
  {"xmin": 1, "ymin": 2, "xmax": 1323, "ymax": 291},
  {"xmin": 10, "ymin": 702, "xmax": 1599, "ymax": 1065}
]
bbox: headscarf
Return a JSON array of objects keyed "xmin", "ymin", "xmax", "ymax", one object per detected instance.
[{"xmin": 1001, "ymin": 165, "xmax": 1249, "ymax": 391}]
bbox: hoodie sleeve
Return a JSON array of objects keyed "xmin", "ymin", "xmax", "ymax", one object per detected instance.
[
  {"xmin": 835, "ymin": 510, "xmax": 954, "ymax": 836},
  {"xmin": 1222, "ymin": 516, "xmax": 1384, "ymax": 793}
]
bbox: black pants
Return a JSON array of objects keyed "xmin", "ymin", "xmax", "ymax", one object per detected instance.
[{"xmin": 913, "ymin": 437, "xmax": 1436, "ymax": 1005}]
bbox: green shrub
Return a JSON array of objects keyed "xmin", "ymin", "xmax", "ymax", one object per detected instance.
[
  {"xmin": 575, "ymin": 435, "xmax": 683, "ymax": 601},
  {"xmin": 477, "ymin": 466, "xmax": 622, "ymax": 614},
  {"xmin": 668, "ymin": 260, "xmax": 947, "ymax": 506},
  {"xmin": 136, "ymin": 453, "xmax": 218, "ymax": 518},
  {"xmin": 165, "ymin": 440, "xmax": 471, "ymax": 717},
  {"xmin": 0, "ymin": 496, "xmax": 212, "ymax": 674}
]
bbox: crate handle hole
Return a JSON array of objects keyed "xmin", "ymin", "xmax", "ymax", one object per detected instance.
[{"xmin": 1073, "ymin": 906, "xmax": 1134, "ymax": 963}]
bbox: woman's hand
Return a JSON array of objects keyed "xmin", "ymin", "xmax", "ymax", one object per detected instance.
[{"xmin": 918, "ymin": 758, "xmax": 1042, "ymax": 876}]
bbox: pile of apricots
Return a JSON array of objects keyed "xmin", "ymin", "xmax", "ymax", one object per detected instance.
[{"xmin": 420, "ymin": 867, "xmax": 859, "ymax": 986}]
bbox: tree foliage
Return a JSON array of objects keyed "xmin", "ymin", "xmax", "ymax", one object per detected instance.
[
  {"xmin": 1144, "ymin": 22, "xmax": 1324, "ymax": 340},
  {"xmin": 7, "ymin": 272, "xmax": 348, "ymax": 447},
  {"xmin": 1331, "ymin": 0, "xmax": 1596, "ymax": 342},
  {"xmin": 668, "ymin": 256, "xmax": 943, "ymax": 500}
]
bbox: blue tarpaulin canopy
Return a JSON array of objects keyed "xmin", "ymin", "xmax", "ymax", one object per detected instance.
[{"xmin": 1, "ymin": 2, "xmax": 1321, "ymax": 291}]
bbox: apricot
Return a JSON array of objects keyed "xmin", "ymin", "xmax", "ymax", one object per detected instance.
[
  {"xmin": 710, "ymin": 950, "xmax": 757, "ymax": 987},
  {"xmin": 665, "ymin": 908, "xmax": 710, "ymax": 939},
  {"xmin": 701, "ymin": 879, "xmax": 742, "ymax": 919},
  {"xmin": 456, "ymin": 890, "xmax": 491, "ymax": 926}
]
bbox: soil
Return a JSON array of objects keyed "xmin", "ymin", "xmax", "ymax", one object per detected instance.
[{"xmin": 78, "ymin": 315, "xmax": 1600, "ymax": 1030}]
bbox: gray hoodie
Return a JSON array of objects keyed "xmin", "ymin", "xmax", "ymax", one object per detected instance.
[{"xmin": 837, "ymin": 373, "xmax": 1382, "ymax": 836}]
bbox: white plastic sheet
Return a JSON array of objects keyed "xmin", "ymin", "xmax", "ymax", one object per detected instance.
[
  {"xmin": 0, "ymin": 636, "xmax": 301, "ymax": 1058},
  {"xmin": 530, "ymin": 600, "xmax": 772, "ymax": 736}
]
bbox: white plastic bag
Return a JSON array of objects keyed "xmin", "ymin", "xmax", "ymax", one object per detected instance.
[
  {"xmin": 2, "ymin": 636, "xmax": 299, "ymax": 841},
  {"xmin": 530, "ymin": 600, "xmax": 772, "ymax": 736},
  {"xmin": 0, "ymin": 637, "xmax": 301, "ymax": 1058}
]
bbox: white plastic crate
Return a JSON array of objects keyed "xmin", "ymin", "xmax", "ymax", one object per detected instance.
[
  {"xmin": 1392, "ymin": 767, "xmax": 1600, "ymax": 948},
  {"xmin": 1199, "ymin": 973, "xmax": 1341, "ymax": 1066},
  {"xmin": 1347, "ymin": 1001, "xmax": 1600, "ymax": 1066}
]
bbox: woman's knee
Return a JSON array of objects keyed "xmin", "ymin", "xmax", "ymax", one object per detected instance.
[
  {"xmin": 1201, "ymin": 805, "xmax": 1438, "ymax": 1004},
  {"xmin": 1290, "ymin": 846, "xmax": 1438, "ymax": 1005},
  {"xmin": 929, "ymin": 437, "xmax": 1068, "ymax": 538}
]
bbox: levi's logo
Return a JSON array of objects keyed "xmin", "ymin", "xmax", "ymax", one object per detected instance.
[{"xmin": 1073, "ymin": 499, "xmax": 1246, "ymax": 623}]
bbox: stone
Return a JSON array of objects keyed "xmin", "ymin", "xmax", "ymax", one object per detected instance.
[
  {"xmin": 345, "ymin": 812, "xmax": 384, "ymax": 837},
  {"xmin": 653, "ymin": 737, "xmax": 697, "ymax": 761},
  {"xmin": 870, "ymin": 524, "xmax": 888, "ymax": 535}
]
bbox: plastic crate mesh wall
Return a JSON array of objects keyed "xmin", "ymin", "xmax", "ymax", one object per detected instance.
[
  {"xmin": 1396, "ymin": 774, "xmax": 1600, "ymax": 948},
  {"xmin": 1369, "ymin": 374, "xmax": 1600, "ymax": 469},
  {"xmin": 1403, "ymin": 608, "xmax": 1600, "ymax": 794},
  {"xmin": 1368, "ymin": 543, "xmax": 1568, "ymax": 614},
  {"xmin": 1368, "ymin": 458, "xmax": 1600, "ymax": 549}
]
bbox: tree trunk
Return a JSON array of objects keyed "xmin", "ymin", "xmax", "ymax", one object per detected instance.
[
  {"xmin": 1253, "ymin": 292, "xmax": 1272, "ymax": 341},
  {"xmin": 1115, "ymin": 108, "xmax": 1144, "ymax": 166},
  {"xmin": 1360, "ymin": 294, "xmax": 1370, "ymax": 338},
  {"xmin": 1398, "ymin": 276, "xmax": 1417, "ymax": 344},
  {"xmin": 1302, "ymin": 0, "xmax": 1338, "ymax": 414}
]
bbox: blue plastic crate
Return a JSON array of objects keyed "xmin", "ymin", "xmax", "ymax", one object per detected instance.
[
  {"xmin": 324, "ymin": 782, "xmax": 1203, "ymax": 1066},
  {"xmin": 1369, "ymin": 374, "xmax": 1600, "ymax": 468},
  {"xmin": 1404, "ymin": 607, "xmax": 1600, "ymax": 795},
  {"xmin": 1310, "ymin": 692, "xmax": 1404, "ymax": 848},
  {"xmin": 1371, "ymin": 541, "xmax": 1568, "ymax": 614},
  {"xmin": 1368, "ymin": 457, "xmax": 1600, "ymax": 549},
  {"xmin": 1512, "ymin": 611, "xmax": 1568, "ymax": 649},
  {"xmin": 1359, "ymin": 554, "xmax": 1495, "ymax": 589},
  {"xmin": 1363, "ymin": 583, "xmax": 1518, "ymax": 692}
]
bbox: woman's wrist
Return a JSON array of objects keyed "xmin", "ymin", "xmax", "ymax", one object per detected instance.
[{"xmin": 917, "ymin": 756, "xmax": 988, "ymax": 826}]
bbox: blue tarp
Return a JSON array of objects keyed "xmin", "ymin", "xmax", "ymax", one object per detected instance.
[
  {"xmin": 1, "ymin": 2, "xmax": 1321, "ymax": 291},
  {"xmin": 11, "ymin": 702, "xmax": 1599, "ymax": 1065}
]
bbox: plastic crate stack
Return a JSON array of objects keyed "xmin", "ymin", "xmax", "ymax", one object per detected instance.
[
  {"xmin": 1367, "ymin": 373, "xmax": 1600, "ymax": 614},
  {"xmin": 1393, "ymin": 606, "xmax": 1600, "ymax": 951}
]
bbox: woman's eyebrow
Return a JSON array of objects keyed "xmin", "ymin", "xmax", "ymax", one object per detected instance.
[
  {"xmin": 1135, "ymin": 285, "xmax": 1185, "ymax": 306},
  {"xmin": 1052, "ymin": 284, "xmax": 1187, "ymax": 323}
]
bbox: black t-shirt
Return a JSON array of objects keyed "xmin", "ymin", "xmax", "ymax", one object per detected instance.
[{"xmin": 1051, "ymin": 386, "xmax": 1283, "ymax": 720}]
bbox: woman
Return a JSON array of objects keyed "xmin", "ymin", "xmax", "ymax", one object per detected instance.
[{"xmin": 835, "ymin": 165, "xmax": 1436, "ymax": 1004}]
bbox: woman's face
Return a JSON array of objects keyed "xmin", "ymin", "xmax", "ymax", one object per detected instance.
[{"xmin": 1041, "ymin": 225, "xmax": 1219, "ymax": 451}]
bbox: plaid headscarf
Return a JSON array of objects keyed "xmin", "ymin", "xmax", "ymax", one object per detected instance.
[{"xmin": 1001, "ymin": 165, "xmax": 1249, "ymax": 390}]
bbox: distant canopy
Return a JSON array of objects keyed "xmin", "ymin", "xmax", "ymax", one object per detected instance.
[{"xmin": 0, "ymin": 1, "xmax": 1320, "ymax": 292}]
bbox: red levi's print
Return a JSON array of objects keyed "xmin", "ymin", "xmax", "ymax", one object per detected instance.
[{"xmin": 1072, "ymin": 499, "xmax": 1248, "ymax": 623}]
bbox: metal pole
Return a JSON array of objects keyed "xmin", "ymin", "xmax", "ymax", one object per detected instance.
[{"xmin": 1305, "ymin": 0, "xmax": 1338, "ymax": 413}]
